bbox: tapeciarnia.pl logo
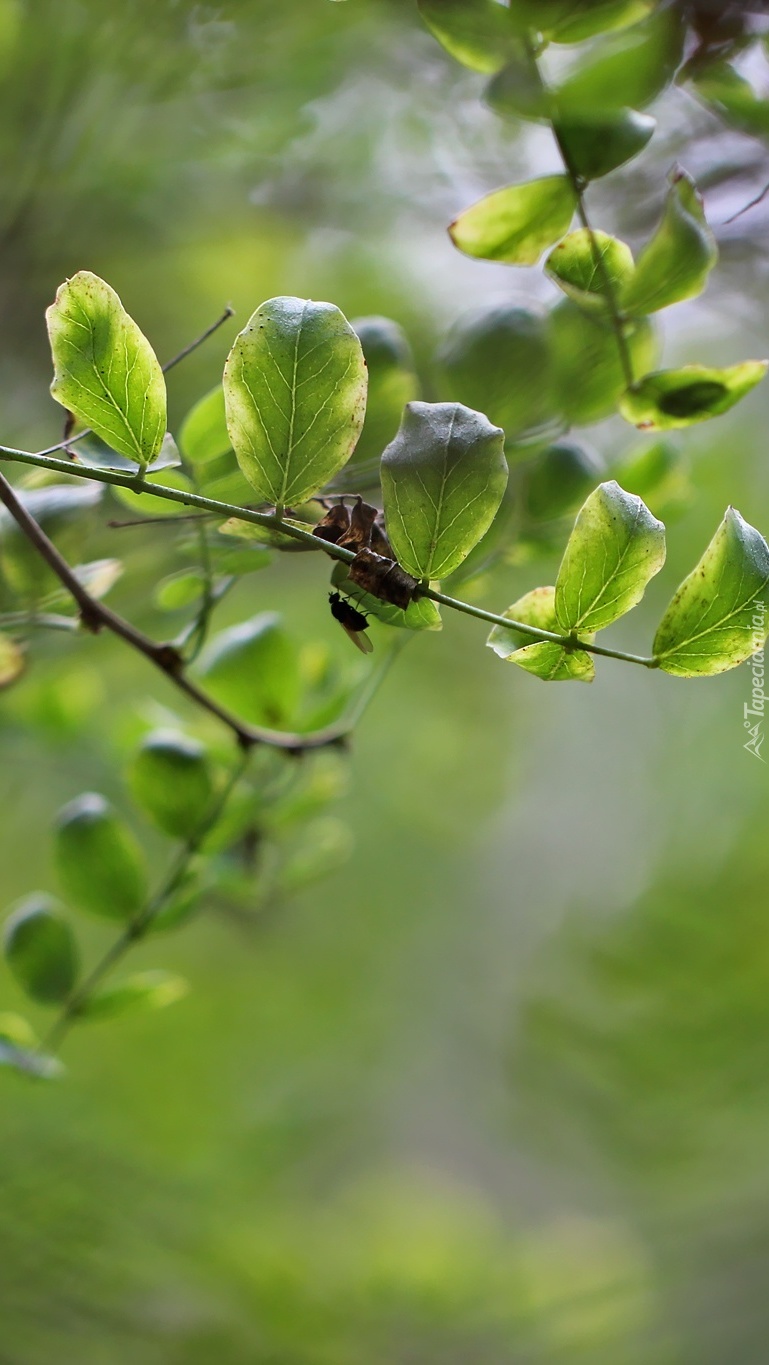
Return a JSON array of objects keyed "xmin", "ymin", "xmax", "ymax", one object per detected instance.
[{"xmin": 744, "ymin": 601, "xmax": 766, "ymax": 762}]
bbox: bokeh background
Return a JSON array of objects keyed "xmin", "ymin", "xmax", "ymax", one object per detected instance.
[{"xmin": 2, "ymin": 1, "xmax": 769, "ymax": 1360}]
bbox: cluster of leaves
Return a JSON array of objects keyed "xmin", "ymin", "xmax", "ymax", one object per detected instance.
[
  {"xmin": 1, "ymin": 726, "xmax": 351, "ymax": 1078},
  {"xmin": 31, "ymin": 266, "xmax": 769, "ymax": 683},
  {"xmin": 3, "ymin": 0, "xmax": 769, "ymax": 1073}
]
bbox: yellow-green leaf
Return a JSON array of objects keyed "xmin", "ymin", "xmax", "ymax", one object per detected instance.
[
  {"xmin": 619, "ymin": 169, "xmax": 718, "ymax": 316},
  {"xmin": 418, "ymin": 0, "xmax": 515, "ymax": 73},
  {"xmin": 487, "ymin": 586, "xmax": 595, "ymax": 681},
  {"xmin": 620, "ymin": 362, "xmax": 768, "ymax": 431},
  {"xmin": 381, "ymin": 402, "xmax": 508, "ymax": 580},
  {"xmin": 3, "ymin": 894, "xmax": 79, "ymax": 1005},
  {"xmin": 223, "ymin": 296, "xmax": 367, "ymax": 508},
  {"xmin": 555, "ymin": 481, "xmax": 666, "ymax": 632},
  {"xmin": 77, "ymin": 969, "xmax": 188, "ymax": 1021},
  {"xmin": 554, "ymin": 108, "xmax": 655, "ymax": 180},
  {"xmin": 0, "ymin": 635, "xmax": 24, "ymax": 689},
  {"xmin": 545, "ymin": 230, "xmax": 634, "ymax": 315},
  {"xmin": 449, "ymin": 176, "xmax": 576, "ymax": 266},
  {"xmin": 654, "ymin": 508, "xmax": 769, "ymax": 676},
  {"xmin": 46, "ymin": 272, "xmax": 166, "ymax": 468}
]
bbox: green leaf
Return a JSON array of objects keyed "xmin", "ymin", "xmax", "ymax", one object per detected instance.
[
  {"xmin": 541, "ymin": 0, "xmax": 654, "ymax": 43},
  {"xmin": 222, "ymin": 296, "xmax": 367, "ymax": 508},
  {"xmin": 209, "ymin": 543, "xmax": 272, "ymax": 577},
  {"xmin": 77, "ymin": 969, "xmax": 188, "ymax": 1021},
  {"xmin": 619, "ymin": 363, "xmax": 768, "ymax": 431},
  {"xmin": 179, "ymin": 386, "xmax": 231, "ymax": 465},
  {"xmin": 691, "ymin": 62, "xmax": 769, "ymax": 139},
  {"xmin": 197, "ymin": 612, "xmax": 301, "ymax": 727},
  {"xmin": 418, "ymin": 0, "xmax": 515, "ymax": 73},
  {"xmin": 487, "ymin": 586, "xmax": 595, "ymax": 682},
  {"xmin": 525, "ymin": 441, "xmax": 604, "ymax": 522},
  {"xmin": 217, "ymin": 515, "xmax": 315, "ymax": 553},
  {"xmin": 351, "ymin": 316, "xmax": 419, "ymax": 465},
  {"xmin": 3, "ymin": 894, "xmax": 78, "ymax": 1004},
  {"xmin": 330, "ymin": 562, "xmax": 442, "ymax": 631},
  {"xmin": 619, "ymin": 169, "xmax": 717, "ymax": 316},
  {"xmin": 277, "ymin": 817, "xmax": 354, "ymax": 894},
  {"xmin": 46, "ymin": 271, "xmax": 166, "ymax": 468},
  {"xmin": 449, "ymin": 176, "xmax": 576, "ymax": 266},
  {"xmin": 111, "ymin": 468, "xmax": 194, "ymax": 517},
  {"xmin": 549, "ymin": 299, "xmax": 658, "ymax": 426},
  {"xmin": 128, "ymin": 730, "xmax": 214, "ymax": 839},
  {"xmin": 153, "ymin": 571, "xmax": 206, "ymax": 612},
  {"xmin": 0, "ymin": 635, "xmax": 24, "ymax": 689},
  {"xmin": 555, "ymin": 480, "xmax": 666, "ymax": 632},
  {"xmin": 612, "ymin": 440, "xmax": 691, "ymax": 517},
  {"xmin": 380, "ymin": 401, "xmax": 508, "ymax": 580},
  {"xmin": 44, "ymin": 558, "xmax": 122, "ymax": 610},
  {"xmin": 194, "ymin": 462, "xmax": 254, "ymax": 507},
  {"xmin": 553, "ymin": 108, "xmax": 655, "ymax": 181},
  {"xmin": 436, "ymin": 302, "xmax": 560, "ymax": 446},
  {"xmin": 508, "ymin": 0, "xmax": 653, "ymax": 42},
  {"xmin": 0, "ymin": 482, "xmax": 102, "ymax": 601},
  {"xmin": 653, "ymin": 508, "xmax": 769, "ymax": 677},
  {"xmin": 0, "ymin": 1012, "xmax": 37, "ymax": 1049},
  {"xmin": 55, "ymin": 793, "xmax": 147, "ymax": 921},
  {"xmin": 485, "ymin": 51, "xmax": 551, "ymax": 122},
  {"xmin": 148, "ymin": 864, "xmax": 204, "ymax": 934},
  {"xmin": 545, "ymin": 230, "xmax": 634, "ymax": 315},
  {"xmin": 556, "ymin": 7, "xmax": 684, "ymax": 111}
]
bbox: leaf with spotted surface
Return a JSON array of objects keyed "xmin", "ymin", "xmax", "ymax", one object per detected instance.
[{"xmin": 222, "ymin": 297, "xmax": 367, "ymax": 509}]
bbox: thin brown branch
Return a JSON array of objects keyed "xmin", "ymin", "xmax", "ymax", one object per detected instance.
[
  {"xmin": 724, "ymin": 180, "xmax": 769, "ymax": 225},
  {"xmin": 161, "ymin": 305, "xmax": 235, "ymax": 374},
  {"xmin": 0, "ymin": 470, "xmax": 381, "ymax": 752}
]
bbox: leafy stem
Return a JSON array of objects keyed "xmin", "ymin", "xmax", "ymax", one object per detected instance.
[
  {"xmin": 523, "ymin": 39, "xmax": 636, "ymax": 391},
  {"xmin": 0, "ymin": 466, "xmax": 400, "ymax": 749},
  {"xmin": 0, "ymin": 448, "xmax": 658, "ymax": 669},
  {"xmin": 41, "ymin": 747, "xmax": 251, "ymax": 1055}
]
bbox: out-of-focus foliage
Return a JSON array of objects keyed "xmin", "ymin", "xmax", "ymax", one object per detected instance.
[{"xmin": 3, "ymin": 0, "xmax": 769, "ymax": 1361}]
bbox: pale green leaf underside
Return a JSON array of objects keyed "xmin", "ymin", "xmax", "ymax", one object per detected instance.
[
  {"xmin": 449, "ymin": 176, "xmax": 576, "ymax": 265},
  {"xmin": 619, "ymin": 169, "xmax": 718, "ymax": 316},
  {"xmin": 620, "ymin": 363, "xmax": 768, "ymax": 431},
  {"xmin": 0, "ymin": 635, "xmax": 24, "ymax": 688},
  {"xmin": 418, "ymin": 0, "xmax": 515, "ymax": 73},
  {"xmin": 223, "ymin": 296, "xmax": 367, "ymax": 508},
  {"xmin": 487, "ymin": 585, "xmax": 595, "ymax": 681},
  {"xmin": 79, "ymin": 969, "xmax": 189, "ymax": 1021},
  {"xmin": 555, "ymin": 480, "xmax": 666, "ymax": 631},
  {"xmin": 179, "ymin": 385, "xmax": 231, "ymax": 464},
  {"xmin": 545, "ymin": 229, "xmax": 634, "ymax": 313},
  {"xmin": 330, "ymin": 562, "xmax": 442, "ymax": 632},
  {"xmin": 653, "ymin": 508, "xmax": 769, "ymax": 676},
  {"xmin": 46, "ymin": 271, "xmax": 166, "ymax": 467},
  {"xmin": 381, "ymin": 401, "xmax": 508, "ymax": 580}
]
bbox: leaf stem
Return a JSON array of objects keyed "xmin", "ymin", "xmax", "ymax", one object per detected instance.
[
  {"xmin": 524, "ymin": 40, "xmax": 636, "ymax": 391},
  {"xmin": 427, "ymin": 587, "xmax": 658, "ymax": 667},
  {"xmin": 0, "ymin": 451, "xmax": 660, "ymax": 669},
  {"xmin": 41, "ymin": 749, "xmax": 250, "ymax": 1055},
  {"xmin": 0, "ymin": 468, "xmax": 401, "ymax": 749}
]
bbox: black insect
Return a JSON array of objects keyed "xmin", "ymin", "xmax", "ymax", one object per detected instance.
[{"xmin": 328, "ymin": 591, "xmax": 373, "ymax": 654}]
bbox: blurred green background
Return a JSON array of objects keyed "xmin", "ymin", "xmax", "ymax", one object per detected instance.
[{"xmin": 2, "ymin": 1, "xmax": 769, "ymax": 1361}]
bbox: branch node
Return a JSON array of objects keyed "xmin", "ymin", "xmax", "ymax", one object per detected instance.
[{"xmin": 154, "ymin": 643, "xmax": 184, "ymax": 673}]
